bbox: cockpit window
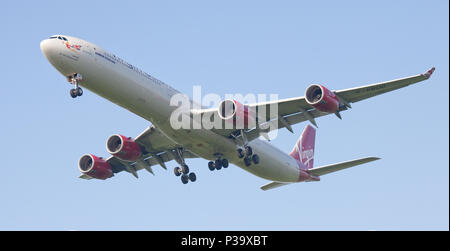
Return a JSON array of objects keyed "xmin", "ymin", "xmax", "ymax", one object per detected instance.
[{"xmin": 49, "ymin": 36, "xmax": 67, "ymax": 41}]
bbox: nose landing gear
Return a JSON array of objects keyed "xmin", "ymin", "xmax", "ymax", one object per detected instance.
[
  {"xmin": 67, "ymin": 73, "xmax": 83, "ymax": 98},
  {"xmin": 70, "ymin": 88, "xmax": 83, "ymax": 98}
]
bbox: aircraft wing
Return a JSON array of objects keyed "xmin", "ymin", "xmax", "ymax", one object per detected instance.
[
  {"xmin": 334, "ymin": 67, "xmax": 435, "ymax": 103},
  {"xmin": 253, "ymin": 67, "xmax": 435, "ymax": 121},
  {"xmin": 79, "ymin": 126, "xmax": 198, "ymax": 179},
  {"xmin": 197, "ymin": 67, "xmax": 435, "ymax": 142}
]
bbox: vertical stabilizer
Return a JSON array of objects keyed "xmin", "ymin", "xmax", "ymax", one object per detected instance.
[{"xmin": 289, "ymin": 125, "xmax": 316, "ymax": 169}]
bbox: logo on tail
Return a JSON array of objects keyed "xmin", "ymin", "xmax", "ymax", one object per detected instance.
[{"xmin": 289, "ymin": 125, "xmax": 316, "ymax": 169}]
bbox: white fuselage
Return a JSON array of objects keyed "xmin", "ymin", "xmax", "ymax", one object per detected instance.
[{"xmin": 40, "ymin": 35, "xmax": 301, "ymax": 182}]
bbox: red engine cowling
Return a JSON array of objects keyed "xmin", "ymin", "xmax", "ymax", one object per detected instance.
[
  {"xmin": 305, "ymin": 84, "xmax": 340, "ymax": 113},
  {"xmin": 78, "ymin": 154, "xmax": 113, "ymax": 180},
  {"xmin": 217, "ymin": 99, "xmax": 256, "ymax": 129},
  {"xmin": 106, "ymin": 134, "xmax": 142, "ymax": 162}
]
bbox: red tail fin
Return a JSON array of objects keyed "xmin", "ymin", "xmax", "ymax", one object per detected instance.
[{"xmin": 289, "ymin": 125, "xmax": 316, "ymax": 169}]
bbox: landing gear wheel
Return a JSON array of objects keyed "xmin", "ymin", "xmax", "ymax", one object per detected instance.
[
  {"xmin": 208, "ymin": 161, "xmax": 215, "ymax": 171},
  {"xmin": 188, "ymin": 172, "xmax": 197, "ymax": 182},
  {"xmin": 181, "ymin": 174, "xmax": 189, "ymax": 184},
  {"xmin": 215, "ymin": 159, "xmax": 222, "ymax": 170},
  {"xmin": 70, "ymin": 89, "xmax": 78, "ymax": 98},
  {"xmin": 222, "ymin": 158, "xmax": 229, "ymax": 168},
  {"xmin": 76, "ymin": 87, "xmax": 83, "ymax": 96},
  {"xmin": 174, "ymin": 167, "xmax": 182, "ymax": 176},
  {"xmin": 245, "ymin": 146, "xmax": 253, "ymax": 156},
  {"xmin": 182, "ymin": 165, "xmax": 189, "ymax": 174},
  {"xmin": 252, "ymin": 154, "xmax": 260, "ymax": 165},
  {"xmin": 237, "ymin": 148, "xmax": 245, "ymax": 159},
  {"xmin": 244, "ymin": 157, "xmax": 252, "ymax": 167}
]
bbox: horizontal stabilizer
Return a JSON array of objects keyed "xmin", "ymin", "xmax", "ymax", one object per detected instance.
[
  {"xmin": 260, "ymin": 182, "xmax": 291, "ymax": 191},
  {"xmin": 79, "ymin": 174, "xmax": 94, "ymax": 180},
  {"xmin": 308, "ymin": 157, "xmax": 380, "ymax": 177}
]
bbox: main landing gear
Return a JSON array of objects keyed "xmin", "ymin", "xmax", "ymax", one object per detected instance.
[
  {"xmin": 172, "ymin": 148, "xmax": 196, "ymax": 184},
  {"xmin": 237, "ymin": 145, "xmax": 259, "ymax": 167},
  {"xmin": 67, "ymin": 73, "xmax": 83, "ymax": 98},
  {"xmin": 174, "ymin": 164, "xmax": 196, "ymax": 184},
  {"xmin": 235, "ymin": 130, "xmax": 260, "ymax": 167},
  {"xmin": 208, "ymin": 154, "xmax": 229, "ymax": 171}
]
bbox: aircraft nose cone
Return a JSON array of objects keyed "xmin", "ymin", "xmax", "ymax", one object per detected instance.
[
  {"xmin": 40, "ymin": 38, "xmax": 72, "ymax": 75},
  {"xmin": 40, "ymin": 39, "xmax": 56, "ymax": 59}
]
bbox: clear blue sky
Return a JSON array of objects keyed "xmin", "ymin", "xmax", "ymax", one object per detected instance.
[{"xmin": 1, "ymin": 0, "xmax": 448, "ymax": 230}]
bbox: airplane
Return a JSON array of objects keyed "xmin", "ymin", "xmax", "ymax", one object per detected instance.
[{"xmin": 40, "ymin": 35, "xmax": 435, "ymax": 190}]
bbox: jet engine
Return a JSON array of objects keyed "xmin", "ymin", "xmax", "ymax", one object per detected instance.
[
  {"xmin": 217, "ymin": 99, "xmax": 256, "ymax": 129},
  {"xmin": 305, "ymin": 84, "xmax": 340, "ymax": 113},
  {"xmin": 106, "ymin": 134, "xmax": 142, "ymax": 162},
  {"xmin": 78, "ymin": 154, "xmax": 113, "ymax": 180}
]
